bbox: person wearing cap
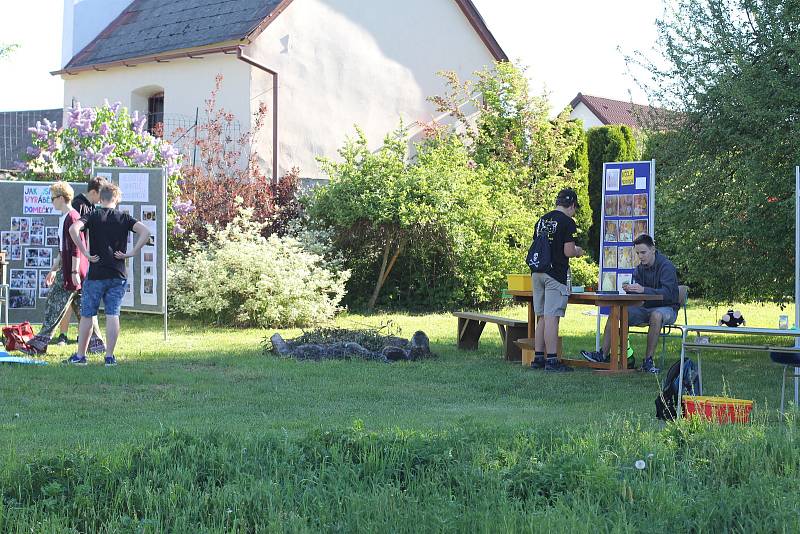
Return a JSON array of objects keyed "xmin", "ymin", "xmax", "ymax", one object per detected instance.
[
  {"xmin": 580, "ymin": 233, "xmax": 680, "ymax": 373},
  {"xmin": 530, "ymin": 188, "xmax": 584, "ymax": 372}
]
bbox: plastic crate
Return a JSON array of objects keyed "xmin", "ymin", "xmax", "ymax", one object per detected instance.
[{"xmin": 683, "ymin": 396, "xmax": 753, "ymax": 424}]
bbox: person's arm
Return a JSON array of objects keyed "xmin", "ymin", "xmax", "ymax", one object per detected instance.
[
  {"xmin": 69, "ymin": 220, "xmax": 98, "ymax": 262},
  {"xmin": 114, "ymin": 222, "xmax": 151, "ymax": 259},
  {"xmin": 45, "ymin": 252, "xmax": 61, "ymax": 287},
  {"xmin": 563, "ymin": 242, "xmax": 584, "ymax": 258}
]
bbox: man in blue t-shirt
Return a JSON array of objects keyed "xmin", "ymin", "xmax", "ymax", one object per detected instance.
[
  {"xmin": 530, "ymin": 188, "xmax": 584, "ymax": 372},
  {"xmin": 67, "ymin": 183, "xmax": 151, "ymax": 366}
]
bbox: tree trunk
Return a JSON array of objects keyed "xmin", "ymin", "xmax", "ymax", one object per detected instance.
[{"xmin": 367, "ymin": 239, "xmax": 404, "ymax": 310}]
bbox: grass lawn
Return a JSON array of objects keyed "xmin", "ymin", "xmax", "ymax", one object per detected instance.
[{"xmin": 1, "ymin": 302, "xmax": 798, "ymax": 532}]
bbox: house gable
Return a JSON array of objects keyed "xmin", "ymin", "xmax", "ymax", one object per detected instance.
[{"xmin": 58, "ymin": 0, "xmax": 506, "ymax": 75}]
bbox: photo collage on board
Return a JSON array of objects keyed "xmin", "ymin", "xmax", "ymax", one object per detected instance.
[
  {"xmin": 601, "ymin": 167, "xmax": 650, "ymax": 292},
  {"xmin": 4, "ymin": 209, "xmax": 57, "ymax": 308}
]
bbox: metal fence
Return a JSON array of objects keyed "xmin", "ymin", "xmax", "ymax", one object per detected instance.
[{"xmin": 0, "ymin": 108, "xmax": 62, "ymax": 170}]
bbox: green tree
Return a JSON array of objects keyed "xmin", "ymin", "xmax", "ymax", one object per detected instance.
[
  {"xmin": 638, "ymin": 0, "xmax": 800, "ymax": 303},
  {"xmin": 586, "ymin": 125, "xmax": 638, "ymax": 260},
  {"xmin": 0, "ymin": 43, "xmax": 19, "ymax": 60}
]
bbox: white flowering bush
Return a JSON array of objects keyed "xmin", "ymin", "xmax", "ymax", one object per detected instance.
[{"xmin": 169, "ymin": 206, "xmax": 349, "ymax": 327}]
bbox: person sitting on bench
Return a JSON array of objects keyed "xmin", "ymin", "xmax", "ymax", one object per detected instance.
[{"xmin": 580, "ymin": 233, "xmax": 680, "ymax": 373}]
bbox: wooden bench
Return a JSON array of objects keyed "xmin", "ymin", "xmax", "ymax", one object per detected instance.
[{"xmin": 453, "ymin": 312, "xmax": 528, "ymax": 361}]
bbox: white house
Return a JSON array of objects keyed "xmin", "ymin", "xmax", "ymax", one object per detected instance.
[{"xmin": 55, "ymin": 0, "xmax": 507, "ymax": 179}]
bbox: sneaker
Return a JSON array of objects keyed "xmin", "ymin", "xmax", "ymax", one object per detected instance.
[
  {"xmin": 49, "ymin": 333, "xmax": 69, "ymax": 346},
  {"xmin": 640, "ymin": 357, "xmax": 660, "ymax": 374},
  {"xmin": 530, "ymin": 357, "xmax": 545, "ymax": 369},
  {"xmin": 64, "ymin": 353, "xmax": 87, "ymax": 365},
  {"xmin": 545, "ymin": 358, "xmax": 574, "ymax": 372},
  {"xmin": 581, "ymin": 349, "xmax": 608, "ymax": 363},
  {"xmin": 104, "ymin": 355, "xmax": 117, "ymax": 367}
]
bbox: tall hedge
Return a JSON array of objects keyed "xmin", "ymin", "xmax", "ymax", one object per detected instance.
[
  {"xmin": 586, "ymin": 125, "xmax": 638, "ymax": 260},
  {"xmin": 564, "ymin": 120, "xmax": 591, "ymax": 244}
]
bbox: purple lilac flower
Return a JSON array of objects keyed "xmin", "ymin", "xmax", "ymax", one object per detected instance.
[
  {"xmin": 83, "ymin": 168, "xmax": 92, "ymax": 175},
  {"xmin": 98, "ymin": 122, "xmax": 111, "ymax": 136},
  {"xmin": 172, "ymin": 199, "xmax": 195, "ymax": 216},
  {"xmin": 12, "ymin": 160, "xmax": 28, "ymax": 171},
  {"xmin": 26, "ymin": 146, "xmax": 41, "ymax": 157},
  {"xmin": 172, "ymin": 223, "xmax": 186, "ymax": 236},
  {"xmin": 134, "ymin": 148, "xmax": 155, "ymax": 165},
  {"xmin": 113, "ymin": 157, "xmax": 126, "ymax": 166}
]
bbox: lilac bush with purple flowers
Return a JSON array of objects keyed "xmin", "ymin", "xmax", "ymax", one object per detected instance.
[{"xmin": 21, "ymin": 101, "xmax": 182, "ymax": 181}]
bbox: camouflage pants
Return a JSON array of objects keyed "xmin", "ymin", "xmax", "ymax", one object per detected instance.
[{"xmin": 26, "ymin": 270, "xmax": 105, "ymax": 354}]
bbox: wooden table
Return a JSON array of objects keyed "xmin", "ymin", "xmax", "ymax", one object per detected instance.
[{"xmin": 509, "ymin": 290, "xmax": 663, "ymax": 372}]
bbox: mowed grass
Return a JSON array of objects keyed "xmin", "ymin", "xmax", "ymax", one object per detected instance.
[{"xmin": 1, "ymin": 302, "xmax": 799, "ymax": 532}]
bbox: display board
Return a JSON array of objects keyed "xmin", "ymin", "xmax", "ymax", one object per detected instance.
[
  {"xmin": 0, "ymin": 180, "xmax": 87, "ymax": 323},
  {"xmin": 598, "ymin": 160, "xmax": 656, "ymax": 293},
  {"xmin": 0, "ymin": 167, "xmax": 166, "ymax": 325}
]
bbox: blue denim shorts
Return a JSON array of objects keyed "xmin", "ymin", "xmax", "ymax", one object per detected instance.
[{"xmin": 81, "ymin": 278, "xmax": 127, "ymax": 317}]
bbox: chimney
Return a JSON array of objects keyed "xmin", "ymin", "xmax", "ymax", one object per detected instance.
[{"xmin": 62, "ymin": 0, "xmax": 131, "ymax": 67}]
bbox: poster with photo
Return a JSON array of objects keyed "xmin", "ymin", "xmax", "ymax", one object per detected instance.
[
  {"xmin": 633, "ymin": 194, "xmax": 648, "ymax": 216},
  {"xmin": 20, "ymin": 230, "xmax": 31, "ymax": 245},
  {"xmin": 10, "ymin": 269, "xmax": 37, "ymax": 289},
  {"xmin": 12, "ymin": 217, "xmax": 29, "ymax": 233},
  {"xmin": 9, "ymin": 245, "xmax": 21, "ymax": 260},
  {"xmin": 45, "ymin": 227, "xmax": 60, "ymax": 247},
  {"xmin": 30, "ymin": 231, "xmax": 44, "ymax": 246},
  {"xmin": 30, "ymin": 217, "xmax": 44, "ymax": 232},
  {"xmin": 604, "ymin": 196, "xmax": 618, "ymax": 217},
  {"xmin": 38, "ymin": 270, "xmax": 51, "ymax": 299},
  {"xmin": 633, "ymin": 220, "xmax": 648, "ymax": 240},
  {"xmin": 603, "ymin": 246, "xmax": 618, "ymax": 269},
  {"xmin": 119, "ymin": 205, "xmax": 134, "ymax": 251},
  {"xmin": 602, "ymin": 272, "xmax": 617, "ymax": 292},
  {"xmin": 122, "ymin": 264, "xmax": 135, "ymax": 308},
  {"xmin": 9, "ymin": 289, "xmax": 36, "ymax": 309},
  {"xmin": 618, "ymin": 195, "xmax": 634, "ymax": 217},
  {"xmin": 604, "ymin": 221, "xmax": 618, "ymax": 242},
  {"xmin": 24, "ymin": 248, "xmax": 52, "ymax": 268},
  {"xmin": 2, "ymin": 231, "xmax": 20, "ymax": 247},
  {"xmin": 605, "ymin": 168, "xmax": 620, "ymax": 191},
  {"xmin": 141, "ymin": 276, "xmax": 157, "ymax": 305},
  {"xmin": 621, "ymin": 168, "xmax": 635, "ymax": 187},
  {"xmin": 618, "ymin": 220, "xmax": 633, "ymax": 243},
  {"xmin": 618, "ymin": 246, "xmax": 635, "ymax": 269}
]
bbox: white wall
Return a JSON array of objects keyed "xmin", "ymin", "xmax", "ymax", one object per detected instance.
[
  {"xmin": 569, "ymin": 102, "xmax": 605, "ymax": 130},
  {"xmin": 246, "ymin": 0, "xmax": 499, "ymax": 178},
  {"xmin": 62, "ymin": 0, "xmax": 131, "ymax": 67},
  {"xmin": 61, "ymin": 52, "xmax": 251, "ymax": 144}
]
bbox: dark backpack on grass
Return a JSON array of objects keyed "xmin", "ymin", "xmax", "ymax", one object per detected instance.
[{"xmin": 655, "ymin": 359, "xmax": 700, "ymax": 420}]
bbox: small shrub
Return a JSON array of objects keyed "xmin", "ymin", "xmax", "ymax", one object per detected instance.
[
  {"xmin": 569, "ymin": 256, "xmax": 599, "ymax": 288},
  {"xmin": 168, "ymin": 205, "xmax": 349, "ymax": 327}
]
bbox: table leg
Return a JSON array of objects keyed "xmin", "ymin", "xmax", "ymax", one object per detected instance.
[
  {"xmin": 608, "ymin": 305, "xmax": 620, "ymax": 370},
  {"xmin": 619, "ymin": 305, "xmax": 629, "ymax": 371},
  {"xmin": 527, "ymin": 301, "xmax": 535, "ymax": 339}
]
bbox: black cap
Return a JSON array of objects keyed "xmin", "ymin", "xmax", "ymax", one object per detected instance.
[{"xmin": 556, "ymin": 188, "xmax": 579, "ymax": 208}]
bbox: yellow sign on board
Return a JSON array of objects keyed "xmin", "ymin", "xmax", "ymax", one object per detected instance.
[{"xmin": 621, "ymin": 168, "xmax": 635, "ymax": 186}]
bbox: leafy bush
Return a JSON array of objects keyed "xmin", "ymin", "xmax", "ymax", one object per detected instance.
[
  {"xmin": 569, "ymin": 256, "xmax": 599, "ymax": 288},
  {"xmin": 168, "ymin": 206, "xmax": 349, "ymax": 327}
]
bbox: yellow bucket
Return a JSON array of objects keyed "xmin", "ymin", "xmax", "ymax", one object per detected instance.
[{"xmin": 507, "ymin": 274, "xmax": 531, "ymax": 291}]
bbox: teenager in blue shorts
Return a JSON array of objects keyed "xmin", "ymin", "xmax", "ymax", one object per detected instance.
[{"xmin": 66, "ymin": 183, "xmax": 151, "ymax": 365}]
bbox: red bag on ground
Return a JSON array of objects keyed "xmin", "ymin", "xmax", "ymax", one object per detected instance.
[{"xmin": 2, "ymin": 322, "xmax": 35, "ymax": 351}]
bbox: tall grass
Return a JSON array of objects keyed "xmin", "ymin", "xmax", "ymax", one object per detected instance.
[{"xmin": 1, "ymin": 417, "xmax": 797, "ymax": 533}]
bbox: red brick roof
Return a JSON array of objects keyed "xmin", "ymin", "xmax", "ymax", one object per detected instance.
[{"xmin": 569, "ymin": 93, "xmax": 663, "ymax": 129}]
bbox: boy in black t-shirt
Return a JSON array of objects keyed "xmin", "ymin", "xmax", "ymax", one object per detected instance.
[
  {"xmin": 530, "ymin": 188, "xmax": 584, "ymax": 372},
  {"xmin": 67, "ymin": 183, "xmax": 151, "ymax": 366}
]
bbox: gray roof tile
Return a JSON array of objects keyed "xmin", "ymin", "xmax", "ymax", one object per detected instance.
[{"xmin": 66, "ymin": 0, "xmax": 285, "ymax": 69}]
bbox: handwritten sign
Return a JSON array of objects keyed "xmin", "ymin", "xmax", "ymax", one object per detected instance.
[
  {"xmin": 22, "ymin": 185, "xmax": 54, "ymax": 215},
  {"xmin": 621, "ymin": 168, "xmax": 635, "ymax": 186}
]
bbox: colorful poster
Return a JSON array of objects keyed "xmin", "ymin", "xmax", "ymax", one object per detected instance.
[
  {"xmin": 599, "ymin": 161, "xmax": 655, "ymax": 298},
  {"xmin": 22, "ymin": 185, "xmax": 55, "ymax": 215}
]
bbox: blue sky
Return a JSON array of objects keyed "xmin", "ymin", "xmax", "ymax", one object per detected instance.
[{"xmin": 0, "ymin": 0, "xmax": 665, "ymax": 112}]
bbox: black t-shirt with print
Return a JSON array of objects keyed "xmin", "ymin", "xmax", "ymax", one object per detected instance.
[
  {"xmin": 533, "ymin": 210, "xmax": 576, "ymax": 285},
  {"xmin": 81, "ymin": 207, "xmax": 138, "ymax": 280},
  {"xmin": 71, "ymin": 193, "xmax": 94, "ymax": 218}
]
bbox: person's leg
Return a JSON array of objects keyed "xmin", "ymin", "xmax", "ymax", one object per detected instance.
[
  {"xmin": 58, "ymin": 309, "xmax": 71, "ymax": 336},
  {"xmin": 70, "ymin": 290, "xmax": 106, "ymax": 354},
  {"xmin": 544, "ymin": 316, "xmax": 560, "ymax": 355},
  {"xmin": 26, "ymin": 272, "xmax": 74, "ymax": 354},
  {"xmin": 100, "ymin": 279, "xmax": 127, "ymax": 364},
  {"xmin": 534, "ymin": 314, "xmax": 546, "ymax": 354},
  {"xmin": 68, "ymin": 279, "xmax": 102, "ymax": 364},
  {"xmin": 531, "ymin": 274, "xmax": 547, "ymax": 367},
  {"xmin": 646, "ymin": 311, "xmax": 664, "ymax": 360}
]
